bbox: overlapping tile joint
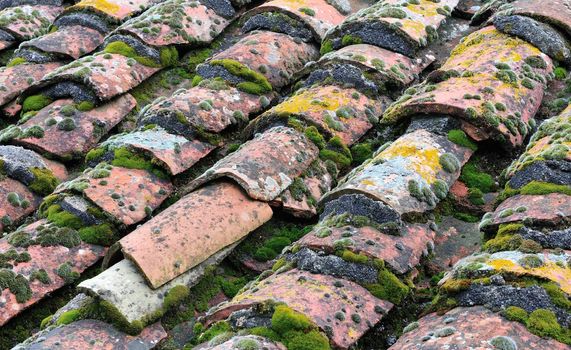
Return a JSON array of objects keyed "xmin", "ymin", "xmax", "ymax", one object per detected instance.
[{"xmin": 0, "ymin": 0, "xmax": 569, "ymax": 349}]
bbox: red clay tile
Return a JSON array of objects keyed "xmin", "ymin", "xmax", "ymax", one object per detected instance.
[
  {"xmin": 0, "ymin": 5, "xmax": 62, "ymax": 41},
  {"xmin": 0, "ymin": 62, "xmax": 62, "ymax": 107},
  {"xmin": 189, "ymin": 126, "xmax": 319, "ymax": 201},
  {"xmin": 244, "ymin": 0, "xmax": 345, "ymax": 40},
  {"xmin": 38, "ymin": 53, "xmax": 160, "ymax": 101},
  {"xmin": 61, "ymin": 165, "xmax": 172, "ymax": 226},
  {"xmin": 0, "ymin": 177, "xmax": 41, "ymax": 232},
  {"xmin": 196, "ymin": 335, "xmax": 286, "ymax": 350},
  {"xmin": 207, "ymin": 269, "xmax": 393, "ymax": 349},
  {"xmin": 389, "ymin": 306, "xmax": 569, "ymax": 349},
  {"xmin": 325, "ymin": 0, "xmax": 459, "ymax": 56},
  {"xmin": 500, "ymin": 0, "xmax": 571, "ymax": 36},
  {"xmin": 0, "ymin": 219, "xmax": 106, "ymax": 326},
  {"xmin": 298, "ymin": 224, "xmax": 434, "ymax": 274},
  {"xmin": 101, "ymin": 128, "xmax": 215, "ymax": 175},
  {"xmin": 487, "ymin": 193, "xmax": 571, "ymax": 228},
  {"xmin": 0, "ymin": 39, "xmax": 13, "ymax": 50},
  {"xmin": 0, "ymin": 145, "xmax": 67, "ymax": 188},
  {"xmin": 320, "ymin": 44, "xmax": 434, "ymax": 87},
  {"xmin": 119, "ymin": 181, "xmax": 273, "ymax": 288},
  {"xmin": 116, "ymin": 0, "xmax": 230, "ymax": 46},
  {"xmin": 252, "ymin": 85, "xmax": 390, "ymax": 146},
  {"xmin": 2, "ymin": 98, "xmax": 21, "ymax": 118},
  {"xmin": 140, "ymin": 85, "xmax": 269, "ymax": 134},
  {"xmin": 16, "ymin": 319, "xmax": 167, "ymax": 350},
  {"xmin": 65, "ymin": 0, "xmax": 161, "ymax": 22},
  {"xmin": 455, "ymin": 0, "xmax": 484, "ymax": 17},
  {"xmin": 324, "ymin": 129, "xmax": 473, "ymax": 215},
  {"xmin": 204, "ymin": 31, "xmax": 319, "ymax": 89},
  {"xmin": 14, "ymin": 95, "xmax": 136, "ymax": 159},
  {"xmin": 21, "ymin": 25, "xmax": 105, "ymax": 59}
]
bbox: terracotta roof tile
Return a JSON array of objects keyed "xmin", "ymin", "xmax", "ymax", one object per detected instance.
[
  {"xmin": 37, "ymin": 53, "xmax": 160, "ymax": 101},
  {"xmin": 243, "ymin": 0, "xmax": 345, "ymax": 41},
  {"xmin": 0, "ymin": 177, "xmax": 40, "ymax": 231},
  {"xmin": 249, "ymin": 85, "xmax": 390, "ymax": 146},
  {"xmin": 324, "ymin": 129, "xmax": 473, "ymax": 215},
  {"xmin": 115, "ymin": 0, "xmax": 231, "ymax": 46},
  {"xmin": 65, "ymin": 0, "xmax": 162, "ymax": 22},
  {"xmin": 298, "ymin": 224, "xmax": 434, "ymax": 275},
  {"xmin": 319, "ymin": 43, "xmax": 434, "ymax": 87},
  {"xmin": 207, "ymin": 269, "xmax": 393, "ymax": 349},
  {"xmin": 0, "ymin": 5, "xmax": 62, "ymax": 41},
  {"xmin": 100, "ymin": 127, "xmax": 216, "ymax": 175},
  {"xmin": 0, "ymin": 62, "xmax": 62, "ymax": 107},
  {"xmin": 196, "ymin": 335, "xmax": 285, "ymax": 350},
  {"xmin": 20, "ymin": 25, "xmax": 105, "ymax": 59},
  {"xmin": 120, "ymin": 181, "xmax": 273, "ymax": 288},
  {"xmin": 486, "ymin": 193, "xmax": 571, "ymax": 228},
  {"xmin": 0, "ymin": 219, "xmax": 106, "ymax": 326},
  {"xmin": 189, "ymin": 126, "xmax": 319, "ymax": 201},
  {"xmin": 324, "ymin": 0, "xmax": 460, "ymax": 57},
  {"xmin": 55, "ymin": 165, "xmax": 172, "ymax": 226},
  {"xmin": 495, "ymin": 0, "xmax": 571, "ymax": 36},
  {"xmin": 389, "ymin": 306, "xmax": 570, "ymax": 349},
  {"xmin": 198, "ymin": 31, "xmax": 319, "ymax": 89},
  {"xmin": 13, "ymin": 95, "xmax": 136, "ymax": 159},
  {"xmin": 12, "ymin": 319, "xmax": 167, "ymax": 350}
]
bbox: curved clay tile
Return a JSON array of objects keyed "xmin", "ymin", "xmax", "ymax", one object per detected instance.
[
  {"xmin": 454, "ymin": 0, "xmax": 484, "ymax": 18},
  {"xmin": 319, "ymin": 43, "xmax": 434, "ymax": 88},
  {"xmin": 99, "ymin": 127, "xmax": 216, "ymax": 175},
  {"xmin": 197, "ymin": 335, "xmax": 286, "ymax": 350},
  {"xmin": 0, "ymin": 5, "xmax": 62, "ymax": 41},
  {"xmin": 115, "ymin": 0, "xmax": 231, "ymax": 47},
  {"xmin": 324, "ymin": 129, "xmax": 473, "ymax": 215},
  {"xmin": 13, "ymin": 95, "xmax": 136, "ymax": 159},
  {"xmin": 243, "ymin": 0, "xmax": 345, "ymax": 41},
  {"xmin": 55, "ymin": 165, "xmax": 172, "ymax": 226},
  {"xmin": 323, "ymin": 0, "xmax": 460, "ymax": 57},
  {"xmin": 198, "ymin": 31, "xmax": 319, "ymax": 89},
  {"xmin": 206, "ymin": 269, "xmax": 393, "ymax": 349},
  {"xmin": 34, "ymin": 53, "xmax": 160, "ymax": 102},
  {"xmin": 139, "ymin": 85, "xmax": 269, "ymax": 135},
  {"xmin": 0, "ymin": 62, "xmax": 62, "ymax": 107},
  {"xmin": 297, "ymin": 224, "xmax": 434, "ymax": 275},
  {"xmin": 0, "ymin": 219, "xmax": 106, "ymax": 326},
  {"xmin": 0, "ymin": 177, "xmax": 41, "ymax": 231},
  {"xmin": 494, "ymin": 0, "xmax": 571, "ymax": 37},
  {"xmin": 188, "ymin": 126, "xmax": 319, "ymax": 201},
  {"xmin": 64, "ymin": 0, "xmax": 162, "ymax": 23},
  {"xmin": 12, "ymin": 319, "xmax": 167, "ymax": 350},
  {"xmin": 78, "ymin": 244, "xmax": 236, "ymax": 325},
  {"xmin": 389, "ymin": 306, "xmax": 570, "ymax": 349},
  {"xmin": 20, "ymin": 25, "xmax": 105, "ymax": 59},
  {"xmin": 249, "ymin": 85, "xmax": 390, "ymax": 146}
]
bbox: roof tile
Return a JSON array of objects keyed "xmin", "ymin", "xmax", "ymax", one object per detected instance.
[
  {"xmin": 496, "ymin": 0, "xmax": 571, "ymax": 36},
  {"xmin": 65, "ymin": 0, "xmax": 162, "ymax": 22},
  {"xmin": 197, "ymin": 335, "xmax": 285, "ymax": 350},
  {"xmin": 208, "ymin": 269, "xmax": 393, "ymax": 349},
  {"xmin": 14, "ymin": 95, "xmax": 136, "ymax": 159},
  {"xmin": 20, "ymin": 25, "xmax": 105, "ymax": 59},
  {"xmin": 120, "ymin": 181, "xmax": 273, "ymax": 288},
  {"xmin": 0, "ymin": 177, "xmax": 41, "ymax": 231},
  {"xmin": 487, "ymin": 193, "xmax": 571, "ymax": 228},
  {"xmin": 189, "ymin": 126, "xmax": 319, "ymax": 201},
  {"xmin": 0, "ymin": 5, "xmax": 62, "ymax": 41},
  {"xmin": 389, "ymin": 306, "xmax": 569, "ymax": 349},
  {"xmin": 0, "ymin": 62, "xmax": 62, "ymax": 107},
  {"xmin": 0, "ymin": 145, "xmax": 67, "ymax": 188}
]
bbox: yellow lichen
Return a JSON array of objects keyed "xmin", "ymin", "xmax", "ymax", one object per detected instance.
[
  {"xmin": 70, "ymin": 0, "xmax": 121, "ymax": 15},
  {"xmin": 272, "ymin": 87, "xmax": 352, "ymax": 115},
  {"xmin": 488, "ymin": 259, "xmax": 571, "ymax": 294}
]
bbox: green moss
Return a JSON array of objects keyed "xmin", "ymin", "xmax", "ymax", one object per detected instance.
[
  {"xmin": 365, "ymin": 268, "xmax": 409, "ymax": 304},
  {"xmin": 6, "ymin": 57, "xmax": 26, "ymax": 67},
  {"xmin": 159, "ymin": 46, "xmax": 179, "ymax": 67},
  {"xmin": 85, "ymin": 147, "xmax": 106, "ymax": 162},
  {"xmin": 319, "ymin": 136, "xmax": 352, "ymax": 169},
  {"xmin": 341, "ymin": 34, "xmax": 362, "ymax": 46},
  {"xmin": 0, "ymin": 270, "xmax": 32, "ymax": 303},
  {"xmin": 459, "ymin": 162, "xmax": 495, "ymax": 193},
  {"xmin": 467, "ymin": 187, "xmax": 485, "ymax": 205},
  {"xmin": 56, "ymin": 309, "xmax": 81, "ymax": 325},
  {"xmin": 447, "ymin": 129, "xmax": 478, "ymax": 151},
  {"xmin": 188, "ymin": 48, "xmax": 212, "ymax": 71},
  {"xmin": 163, "ymin": 285, "xmax": 190, "ymax": 310},
  {"xmin": 22, "ymin": 94, "xmax": 52, "ymax": 113},
  {"xmin": 99, "ymin": 300, "xmax": 144, "ymax": 335},
  {"xmin": 30, "ymin": 269, "xmax": 50, "ymax": 284},
  {"xmin": 453, "ymin": 212, "xmax": 480, "ymax": 222},
  {"xmin": 76, "ymin": 101, "xmax": 94, "ymax": 111},
  {"xmin": 196, "ymin": 321, "xmax": 232, "ymax": 344},
  {"xmin": 111, "ymin": 147, "xmax": 168, "ymax": 179},
  {"xmin": 78, "ymin": 224, "xmax": 115, "ymax": 246},
  {"xmin": 28, "ymin": 167, "xmax": 59, "ymax": 196},
  {"xmin": 340, "ymin": 250, "xmax": 369, "ymax": 264},
  {"xmin": 526, "ymin": 309, "xmax": 570, "ymax": 343},
  {"xmin": 518, "ymin": 255, "xmax": 543, "ymax": 269},
  {"xmin": 209, "ymin": 59, "xmax": 272, "ymax": 95},
  {"xmin": 519, "ymin": 181, "xmax": 571, "ymax": 196},
  {"xmin": 299, "ymin": 7, "xmax": 315, "ymax": 16},
  {"xmin": 439, "ymin": 153, "xmax": 460, "ymax": 173},
  {"xmin": 271, "ymin": 304, "xmax": 313, "ymax": 334},
  {"xmin": 320, "ymin": 40, "xmax": 333, "ymax": 55},
  {"xmin": 304, "ymin": 126, "xmax": 325, "ymax": 149},
  {"xmin": 57, "ymin": 117, "xmax": 76, "ymax": 131},
  {"xmin": 56, "ymin": 262, "xmax": 80, "ymax": 284},
  {"xmin": 484, "ymin": 234, "xmax": 523, "ymax": 253},
  {"xmin": 542, "ymin": 282, "xmax": 571, "ymax": 311},
  {"xmin": 504, "ymin": 306, "xmax": 528, "ymax": 323},
  {"xmin": 554, "ymin": 67, "xmax": 567, "ymax": 80},
  {"xmin": 104, "ymin": 41, "xmax": 172, "ymax": 68},
  {"xmin": 45, "ymin": 204, "xmax": 83, "ymax": 229},
  {"xmin": 351, "ymin": 143, "xmax": 373, "ymax": 165}
]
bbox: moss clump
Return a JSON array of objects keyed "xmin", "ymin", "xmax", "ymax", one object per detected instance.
[
  {"xmin": 6, "ymin": 57, "xmax": 26, "ymax": 67},
  {"xmin": 304, "ymin": 126, "xmax": 325, "ymax": 149},
  {"xmin": 447, "ymin": 129, "xmax": 478, "ymax": 151},
  {"xmin": 163, "ymin": 285, "xmax": 190, "ymax": 310},
  {"xmin": 351, "ymin": 143, "xmax": 373, "ymax": 165},
  {"xmin": 271, "ymin": 305, "xmax": 330, "ymax": 350},
  {"xmin": 468, "ymin": 187, "xmax": 485, "ymax": 205},
  {"xmin": 209, "ymin": 59, "xmax": 272, "ymax": 95},
  {"xmin": 554, "ymin": 67, "xmax": 567, "ymax": 80},
  {"xmin": 57, "ymin": 117, "xmax": 76, "ymax": 131},
  {"xmin": 28, "ymin": 167, "xmax": 59, "ymax": 195},
  {"xmin": 483, "ymin": 234, "xmax": 523, "ymax": 253},
  {"xmin": 365, "ymin": 268, "xmax": 410, "ymax": 305},
  {"xmin": 30, "ymin": 269, "xmax": 50, "ymax": 284},
  {"xmin": 56, "ymin": 309, "xmax": 81, "ymax": 325},
  {"xmin": 439, "ymin": 153, "xmax": 460, "ymax": 173},
  {"xmin": 22, "ymin": 94, "xmax": 52, "ymax": 113},
  {"xmin": 320, "ymin": 40, "xmax": 333, "ymax": 55},
  {"xmin": 85, "ymin": 147, "xmax": 106, "ymax": 162},
  {"xmin": 299, "ymin": 7, "xmax": 315, "ymax": 16},
  {"xmin": 56, "ymin": 262, "xmax": 80, "ymax": 284},
  {"xmin": 459, "ymin": 162, "xmax": 495, "ymax": 193},
  {"xmin": 78, "ymin": 224, "xmax": 115, "ymax": 246},
  {"xmin": 45, "ymin": 204, "xmax": 83, "ymax": 229},
  {"xmin": 526, "ymin": 309, "xmax": 570, "ymax": 343},
  {"xmin": 341, "ymin": 34, "xmax": 362, "ymax": 46},
  {"xmin": 518, "ymin": 181, "xmax": 571, "ymax": 196},
  {"xmin": 0, "ymin": 269, "xmax": 32, "ymax": 303},
  {"xmin": 319, "ymin": 136, "xmax": 352, "ymax": 169},
  {"xmin": 188, "ymin": 48, "xmax": 212, "ymax": 71},
  {"xmin": 195, "ymin": 321, "xmax": 232, "ymax": 344},
  {"xmin": 518, "ymin": 255, "xmax": 543, "ymax": 269},
  {"xmin": 159, "ymin": 46, "xmax": 179, "ymax": 67},
  {"xmin": 111, "ymin": 147, "xmax": 168, "ymax": 179},
  {"xmin": 76, "ymin": 101, "xmax": 94, "ymax": 111},
  {"xmin": 104, "ymin": 41, "xmax": 164, "ymax": 68},
  {"xmin": 504, "ymin": 306, "xmax": 528, "ymax": 323}
]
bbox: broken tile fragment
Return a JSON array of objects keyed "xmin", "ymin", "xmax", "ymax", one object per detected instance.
[
  {"xmin": 0, "ymin": 219, "xmax": 106, "ymax": 326},
  {"xmin": 324, "ymin": 129, "xmax": 473, "ymax": 215},
  {"xmin": 14, "ymin": 95, "xmax": 136, "ymax": 159},
  {"xmin": 12, "ymin": 319, "xmax": 166, "ymax": 350},
  {"xmin": 207, "ymin": 269, "xmax": 392, "ymax": 349},
  {"xmin": 20, "ymin": 25, "xmax": 105, "ymax": 59},
  {"xmin": 324, "ymin": 0, "xmax": 459, "ymax": 57},
  {"xmin": 198, "ymin": 31, "xmax": 319, "ymax": 89},
  {"xmin": 298, "ymin": 224, "xmax": 434, "ymax": 274},
  {"xmin": 243, "ymin": 0, "xmax": 345, "ymax": 41},
  {"xmin": 189, "ymin": 126, "xmax": 319, "ymax": 201},
  {"xmin": 120, "ymin": 181, "xmax": 273, "ymax": 288},
  {"xmin": 389, "ymin": 306, "xmax": 569, "ymax": 349}
]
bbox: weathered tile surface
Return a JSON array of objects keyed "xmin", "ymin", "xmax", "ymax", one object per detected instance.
[
  {"xmin": 0, "ymin": 5, "xmax": 62, "ymax": 40},
  {"xmin": 488, "ymin": 193, "xmax": 571, "ymax": 228},
  {"xmin": 120, "ymin": 181, "xmax": 273, "ymax": 288},
  {"xmin": 21, "ymin": 25, "xmax": 105, "ymax": 59},
  {"xmin": 389, "ymin": 306, "xmax": 569, "ymax": 349},
  {"xmin": 0, "ymin": 177, "xmax": 41, "ymax": 231},
  {"xmin": 0, "ymin": 62, "xmax": 62, "ymax": 107},
  {"xmin": 189, "ymin": 126, "xmax": 319, "ymax": 201},
  {"xmin": 65, "ymin": 0, "xmax": 161, "ymax": 22}
]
